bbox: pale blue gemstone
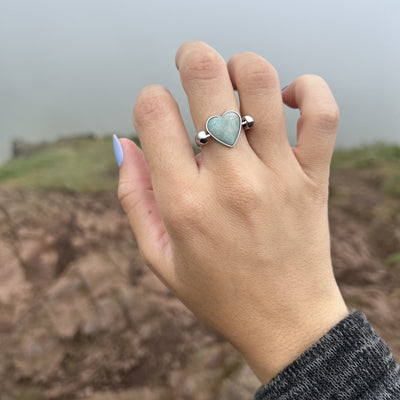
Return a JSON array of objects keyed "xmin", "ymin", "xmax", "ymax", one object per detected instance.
[{"xmin": 206, "ymin": 111, "xmax": 241, "ymax": 147}]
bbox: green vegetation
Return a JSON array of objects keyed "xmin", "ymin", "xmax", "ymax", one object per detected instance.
[
  {"xmin": 0, "ymin": 137, "xmax": 399, "ymax": 194},
  {"xmin": 14, "ymin": 388, "xmax": 43, "ymax": 400},
  {"xmin": 385, "ymin": 252, "xmax": 400, "ymax": 268},
  {"xmin": 331, "ymin": 142, "xmax": 400, "ymax": 169},
  {"xmin": 0, "ymin": 135, "xmax": 140, "ymax": 193},
  {"xmin": 383, "ymin": 171, "xmax": 400, "ymax": 199},
  {"xmin": 332, "ymin": 142, "xmax": 400, "ymax": 199}
]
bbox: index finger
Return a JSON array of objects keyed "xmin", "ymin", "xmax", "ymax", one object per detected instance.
[{"xmin": 133, "ymin": 84, "xmax": 199, "ymax": 193}]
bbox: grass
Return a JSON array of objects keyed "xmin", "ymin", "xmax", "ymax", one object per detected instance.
[
  {"xmin": 0, "ymin": 135, "xmax": 127, "ymax": 192},
  {"xmin": 332, "ymin": 142, "xmax": 400, "ymax": 199},
  {"xmin": 331, "ymin": 142, "xmax": 400, "ymax": 169},
  {"xmin": 13, "ymin": 388, "xmax": 43, "ymax": 400},
  {"xmin": 0, "ymin": 137, "xmax": 399, "ymax": 194},
  {"xmin": 385, "ymin": 252, "xmax": 400, "ymax": 267}
]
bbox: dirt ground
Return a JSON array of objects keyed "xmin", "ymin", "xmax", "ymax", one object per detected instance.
[{"xmin": 0, "ymin": 166, "xmax": 399, "ymax": 399}]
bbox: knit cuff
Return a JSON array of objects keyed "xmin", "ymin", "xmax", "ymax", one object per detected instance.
[{"xmin": 253, "ymin": 310, "xmax": 400, "ymax": 400}]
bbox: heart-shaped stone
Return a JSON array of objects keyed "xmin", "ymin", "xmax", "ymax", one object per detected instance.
[{"xmin": 206, "ymin": 110, "xmax": 241, "ymax": 147}]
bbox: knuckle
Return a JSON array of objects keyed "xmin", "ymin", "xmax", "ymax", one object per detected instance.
[
  {"xmin": 296, "ymin": 75, "xmax": 340, "ymax": 130},
  {"xmin": 165, "ymin": 188, "xmax": 201, "ymax": 226},
  {"xmin": 133, "ymin": 85, "xmax": 175, "ymax": 127},
  {"xmin": 313, "ymin": 103, "xmax": 340, "ymax": 130},
  {"xmin": 180, "ymin": 49, "xmax": 225, "ymax": 82},
  {"xmin": 117, "ymin": 180, "xmax": 135, "ymax": 213},
  {"xmin": 297, "ymin": 74, "xmax": 328, "ymax": 89},
  {"xmin": 236, "ymin": 56, "xmax": 279, "ymax": 92},
  {"xmin": 218, "ymin": 169, "xmax": 264, "ymax": 213},
  {"xmin": 118, "ymin": 181, "xmax": 150, "ymax": 225},
  {"xmin": 232, "ymin": 183, "xmax": 263, "ymax": 211}
]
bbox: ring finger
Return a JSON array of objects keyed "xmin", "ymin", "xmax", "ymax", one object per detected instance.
[{"xmin": 175, "ymin": 41, "xmax": 253, "ymax": 166}]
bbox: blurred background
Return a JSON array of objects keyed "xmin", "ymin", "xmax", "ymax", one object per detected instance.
[
  {"xmin": 1, "ymin": 0, "xmax": 400, "ymax": 163},
  {"xmin": 0, "ymin": 1, "xmax": 399, "ymax": 399}
]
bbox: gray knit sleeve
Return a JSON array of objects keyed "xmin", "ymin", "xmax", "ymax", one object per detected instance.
[{"xmin": 253, "ymin": 311, "xmax": 400, "ymax": 399}]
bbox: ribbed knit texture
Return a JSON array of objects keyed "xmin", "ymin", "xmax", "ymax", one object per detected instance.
[{"xmin": 253, "ymin": 311, "xmax": 400, "ymax": 399}]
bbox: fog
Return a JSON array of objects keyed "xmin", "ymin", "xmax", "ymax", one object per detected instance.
[{"xmin": 1, "ymin": 0, "xmax": 399, "ymax": 163}]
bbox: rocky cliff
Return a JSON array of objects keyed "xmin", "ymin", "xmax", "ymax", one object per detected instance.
[{"xmin": 0, "ymin": 146, "xmax": 399, "ymax": 399}]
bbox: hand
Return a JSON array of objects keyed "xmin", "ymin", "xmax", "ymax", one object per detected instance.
[{"xmin": 117, "ymin": 41, "xmax": 348, "ymax": 383}]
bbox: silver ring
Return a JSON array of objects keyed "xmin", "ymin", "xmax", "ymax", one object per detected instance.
[{"xmin": 195, "ymin": 110, "xmax": 254, "ymax": 148}]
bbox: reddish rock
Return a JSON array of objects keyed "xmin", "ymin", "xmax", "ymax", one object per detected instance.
[{"xmin": 0, "ymin": 168, "xmax": 398, "ymax": 399}]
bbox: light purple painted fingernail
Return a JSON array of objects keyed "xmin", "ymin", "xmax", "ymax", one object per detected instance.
[
  {"xmin": 281, "ymin": 82, "xmax": 292, "ymax": 91},
  {"xmin": 113, "ymin": 134, "xmax": 123, "ymax": 167}
]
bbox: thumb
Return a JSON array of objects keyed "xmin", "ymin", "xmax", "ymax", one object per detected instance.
[{"xmin": 114, "ymin": 135, "xmax": 174, "ymax": 286}]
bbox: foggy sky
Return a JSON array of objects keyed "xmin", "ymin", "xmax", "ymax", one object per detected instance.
[{"xmin": 1, "ymin": 0, "xmax": 399, "ymax": 163}]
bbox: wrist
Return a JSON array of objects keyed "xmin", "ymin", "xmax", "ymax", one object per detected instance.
[{"xmin": 236, "ymin": 287, "xmax": 348, "ymax": 384}]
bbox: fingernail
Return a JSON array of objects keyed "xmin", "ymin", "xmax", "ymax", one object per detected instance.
[
  {"xmin": 281, "ymin": 81, "xmax": 292, "ymax": 91},
  {"xmin": 113, "ymin": 134, "xmax": 123, "ymax": 167}
]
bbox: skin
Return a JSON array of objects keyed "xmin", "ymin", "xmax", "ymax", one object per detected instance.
[{"xmin": 117, "ymin": 41, "xmax": 348, "ymax": 384}]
